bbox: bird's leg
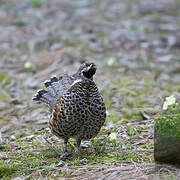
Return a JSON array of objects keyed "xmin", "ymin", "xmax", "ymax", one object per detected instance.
[
  {"xmin": 74, "ymin": 138, "xmax": 81, "ymax": 153},
  {"xmin": 76, "ymin": 139, "xmax": 81, "ymax": 148},
  {"xmin": 63, "ymin": 138, "xmax": 68, "ymax": 152},
  {"xmin": 60, "ymin": 138, "xmax": 72, "ymax": 159}
]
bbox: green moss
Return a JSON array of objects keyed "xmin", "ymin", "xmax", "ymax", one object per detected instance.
[
  {"xmin": 162, "ymin": 84, "xmax": 180, "ymax": 92},
  {"xmin": 0, "ymin": 72, "xmax": 11, "ymax": 84},
  {"xmin": 0, "ymin": 71, "xmax": 13, "ymax": 101},
  {"xmin": 0, "ymin": 160, "xmax": 21, "ymax": 179},
  {"xmin": 29, "ymin": 0, "xmax": 46, "ymax": 8},
  {"xmin": 127, "ymin": 124, "xmax": 139, "ymax": 136},
  {"xmin": 101, "ymin": 87, "xmax": 116, "ymax": 109},
  {"xmin": 0, "ymin": 90, "xmax": 9, "ymax": 101},
  {"xmin": 40, "ymin": 149, "xmax": 59, "ymax": 159},
  {"xmin": 0, "ymin": 116, "xmax": 10, "ymax": 124},
  {"xmin": 2, "ymin": 148, "xmax": 58, "ymax": 177},
  {"xmin": 155, "ymin": 113, "xmax": 180, "ymax": 139},
  {"xmin": 107, "ymin": 111, "xmax": 121, "ymax": 123},
  {"xmin": 120, "ymin": 110, "xmax": 143, "ymax": 123}
]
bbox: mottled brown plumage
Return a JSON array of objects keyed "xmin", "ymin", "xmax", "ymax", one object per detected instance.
[{"xmin": 33, "ymin": 62, "xmax": 106, "ymax": 152}]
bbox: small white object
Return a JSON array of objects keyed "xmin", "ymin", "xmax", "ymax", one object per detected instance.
[
  {"xmin": 80, "ymin": 158, "xmax": 88, "ymax": 165},
  {"xmin": 56, "ymin": 160, "xmax": 65, "ymax": 167},
  {"xmin": 108, "ymin": 132, "xmax": 117, "ymax": 141},
  {"xmin": 163, "ymin": 95, "xmax": 176, "ymax": 110},
  {"xmin": 24, "ymin": 61, "xmax": 32, "ymax": 69},
  {"xmin": 10, "ymin": 135, "xmax": 16, "ymax": 141},
  {"xmin": 107, "ymin": 57, "xmax": 116, "ymax": 67}
]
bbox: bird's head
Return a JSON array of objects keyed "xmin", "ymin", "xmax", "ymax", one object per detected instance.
[{"xmin": 78, "ymin": 62, "xmax": 96, "ymax": 79}]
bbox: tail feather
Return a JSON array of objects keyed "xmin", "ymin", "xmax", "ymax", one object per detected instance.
[
  {"xmin": 44, "ymin": 76, "xmax": 62, "ymax": 97},
  {"xmin": 32, "ymin": 75, "xmax": 72, "ymax": 110},
  {"xmin": 44, "ymin": 80, "xmax": 56, "ymax": 96},
  {"xmin": 32, "ymin": 89, "xmax": 51, "ymax": 105}
]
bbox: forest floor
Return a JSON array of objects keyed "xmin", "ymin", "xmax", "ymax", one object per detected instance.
[{"xmin": 0, "ymin": 0, "xmax": 180, "ymax": 179}]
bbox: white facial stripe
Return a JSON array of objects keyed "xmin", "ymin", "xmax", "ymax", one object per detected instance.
[
  {"xmin": 87, "ymin": 64, "xmax": 93, "ymax": 70},
  {"xmin": 71, "ymin": 78, "xmax": 82, "ymax": 86}
]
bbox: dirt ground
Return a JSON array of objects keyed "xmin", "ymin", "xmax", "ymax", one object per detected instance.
[{"xmin": 0, "ymin": 0, "xmax": 180, "ymax": 179}]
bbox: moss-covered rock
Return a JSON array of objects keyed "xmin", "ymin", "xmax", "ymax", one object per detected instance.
[{"xmin": 154, "ymin": 108, "xmax": 180, "ymax": 164}]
